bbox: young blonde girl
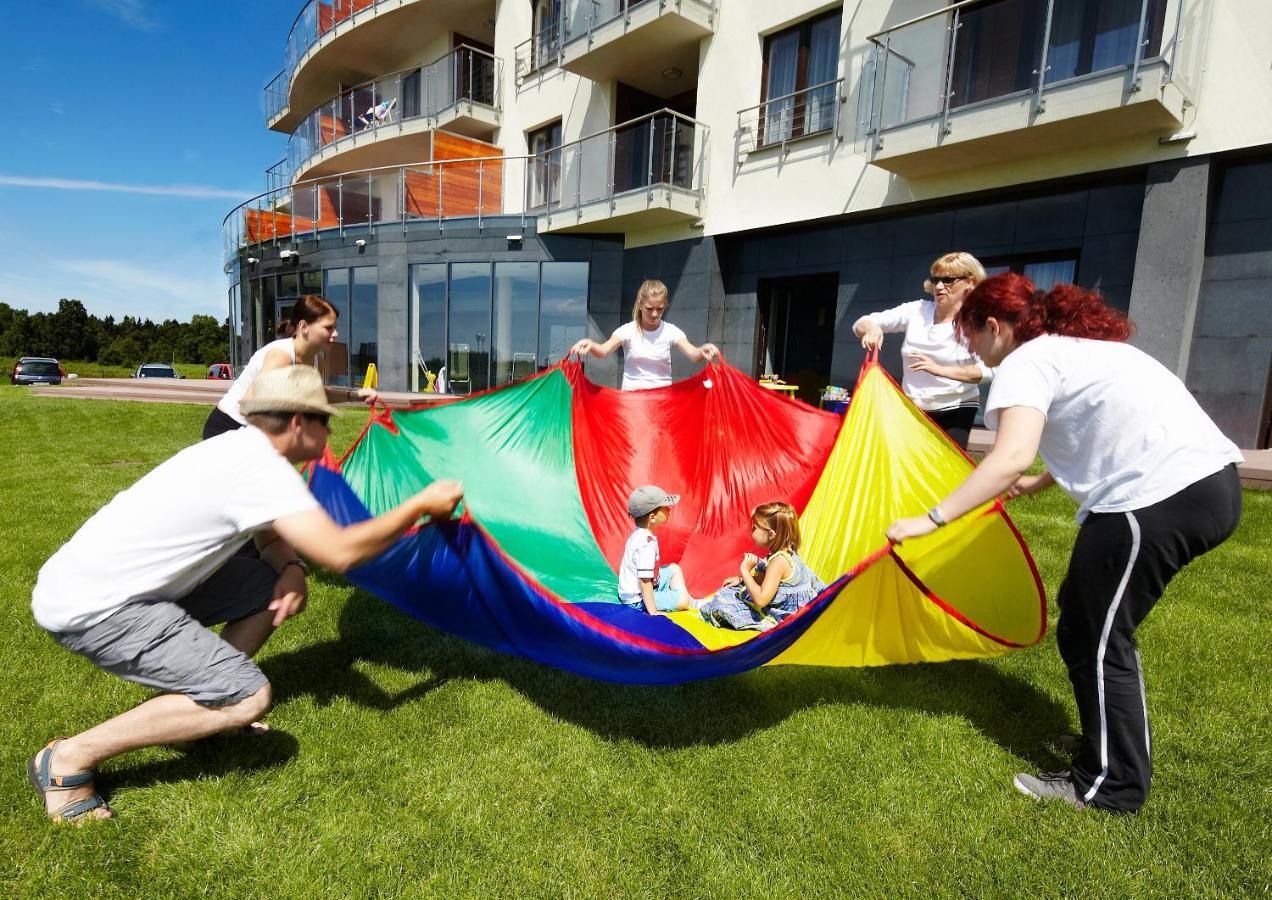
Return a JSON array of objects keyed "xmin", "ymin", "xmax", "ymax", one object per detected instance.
[
  {"xmin": 700, "ymin": 502, "xmax": 825, "ymax": 631},
  {"xmin": 570, "ymin": 279, "xmax": 719, "ymax": 390}
]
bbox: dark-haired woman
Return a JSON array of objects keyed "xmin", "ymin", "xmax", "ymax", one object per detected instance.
[
  {"xmin": 202, "ymin": 295, "xmax": 377, "ymax": 439},
  {"xmin": 886, "ymin": 274, "xmax": 1243, "ymax": 814}
]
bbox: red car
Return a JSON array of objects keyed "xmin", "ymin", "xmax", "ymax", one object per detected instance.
[{"xmin": 206, "ymin": 363, "xmax": 233, "ymax": 380}]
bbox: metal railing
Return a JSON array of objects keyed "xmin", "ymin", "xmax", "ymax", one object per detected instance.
[
  {"xmin": 283, "ymin": 46, "xmax": 501, "ymax": 182},
  {"xmin": 859, "ymin": 0, "xmax": 1209, "ymax": 149},
  {"xmin": 538, "ymin": 109, "xmax": 708, "ymax": 219},
  {"xmin": 266, "ymin": 158, "xmax": 291, "ymax": 195},
  {"xmin": 515, "ymin": 18, "xmax": 564, "ymax": 81},
  {"xmin": 737, "ymin": 77, "xmax": 845, "ymax": 155},
  {"xmin": 226, "ymin": 112, "xmax": 709, "ymax": 262},
  {"xmin": 267, "ymin": 0, "xmax": 427, "ymax": 123},
  {"xmin": 265, "ymin": 70, "xmax": 289, "ymax": 122}
]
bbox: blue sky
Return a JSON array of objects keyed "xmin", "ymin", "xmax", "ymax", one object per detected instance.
[{"xmin": 0, "ymin": 1, "xmax": 296, "ymax": 322}]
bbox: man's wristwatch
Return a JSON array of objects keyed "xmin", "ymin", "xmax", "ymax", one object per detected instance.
[{"xmin": 283, "ymin": 558, "xmax": 309, "ymax": 575}]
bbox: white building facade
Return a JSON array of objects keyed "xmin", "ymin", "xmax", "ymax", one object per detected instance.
[{"xmin": 225, "ymin": 0, "xmax": 1272, "ymax": 446}]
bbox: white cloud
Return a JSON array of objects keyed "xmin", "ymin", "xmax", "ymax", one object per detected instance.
[
  {"xmin": 0, "ymin": 174, "xmax": 253, "ymax": 201},
  {"xmin": 86, "ymin": 0, "xmax": 159, "ymax": 31}
]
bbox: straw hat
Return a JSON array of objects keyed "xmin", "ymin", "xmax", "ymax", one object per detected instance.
[{"xmin": 240, "ymin": 366, "xmax": 340, "ymax": 417}]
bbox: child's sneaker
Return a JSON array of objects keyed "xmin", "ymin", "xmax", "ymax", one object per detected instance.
[{"xmin": 1013, "ymin": 771, "xmax": 1086, "ymax": 809}]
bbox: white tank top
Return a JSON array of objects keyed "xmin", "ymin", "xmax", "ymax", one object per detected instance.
[{"xmin": 216, "ymin": 337, "xmax": 299, "ymax": 424}]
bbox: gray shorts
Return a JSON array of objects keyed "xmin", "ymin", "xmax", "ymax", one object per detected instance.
[{"xmin": 50, "ymin": 556, "xmax": 278, "ymax": 706}]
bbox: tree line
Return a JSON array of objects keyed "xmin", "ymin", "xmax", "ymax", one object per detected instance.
[{"xmin": 0, "ymin": 299, "xmax": 230, "ymax": 365}]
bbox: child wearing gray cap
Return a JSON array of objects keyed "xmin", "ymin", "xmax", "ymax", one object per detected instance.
[{"xmin": 617, "ymin": 485, "xmax": 699, "ymax": 614}]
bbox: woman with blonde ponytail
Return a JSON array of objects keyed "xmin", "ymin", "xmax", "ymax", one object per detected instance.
[{"xmin": 570, "ymin": 279, "xmax": 719, "ymax": 390}]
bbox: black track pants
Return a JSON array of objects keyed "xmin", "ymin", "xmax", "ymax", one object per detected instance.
[{"xmin": 1057, "ymin": 464, "xmax": 1241, "ymax": 812}]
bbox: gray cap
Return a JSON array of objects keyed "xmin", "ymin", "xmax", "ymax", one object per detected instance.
[{"xmin": 628, "ymin": 484, "xmax": 680, "ymax": 519}]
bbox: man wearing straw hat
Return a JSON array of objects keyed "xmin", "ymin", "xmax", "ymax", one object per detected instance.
[{"xmin": 27, "ymin": 366, "xmax": 463, "ymax": 824}]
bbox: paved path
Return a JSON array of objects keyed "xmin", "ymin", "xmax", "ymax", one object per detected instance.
[{"xmin": 32, "ymin": 379, "xmax": 1270, "ymax": 488}]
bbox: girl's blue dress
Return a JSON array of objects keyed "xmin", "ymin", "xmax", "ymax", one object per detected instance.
[{"xmin": 700, "ymin": 549, "xmax": 825, "ymax": 631}]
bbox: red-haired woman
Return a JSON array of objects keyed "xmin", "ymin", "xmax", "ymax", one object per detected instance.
[
  {"xmin": 886, "ymin": 274, "xmax": 1243, "ymax": 814},
  {"xmin": 203, "ymin": 295, "xmax": 377, "ymax": 439}
]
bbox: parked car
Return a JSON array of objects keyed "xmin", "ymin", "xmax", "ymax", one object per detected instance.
[
  {"xmin": 206, "ymin": 362, "xmax": 234, "ymax": 380},
  {"xmin": 11, "ymin": 357, "xmax": 64, "ymax": 386},
  {"xmin": 133, "ymin": 363, "xmax": 181, "ymax": 379}
]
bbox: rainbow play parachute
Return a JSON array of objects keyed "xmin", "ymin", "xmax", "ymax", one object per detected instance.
[{"xmin": 309, "ymin": 356, "xmax": 1045, "ymax": 684}]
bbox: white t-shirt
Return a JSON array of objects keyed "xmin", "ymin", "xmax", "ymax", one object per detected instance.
[
  {"xmin": 613, "ymin": 320, "xmax": 687, "ymax": 391},
  {"xmin": 217, "ymin": 337, "xmax": 298, "ymax": 424},
  {"xmin": 985, "ymin": 335, "xmax": 1243, "ymax": 522},
  {"xmin": 617, "ymin": 527, "xmax": 660, "ymax": 603},
  {"xmin": 865, "ymin": 300, "xmax": 992, "ymax": 410},
  {"xmin": 32, "ymin": 427, "xmax": 321, "ymax": 632}
]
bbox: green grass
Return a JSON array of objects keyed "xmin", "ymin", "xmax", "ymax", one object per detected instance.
[
  {"xmin": 3, "ymin": 357, "xmax": 208, "ymax": 380},
  {"xmin": 0, "ymin": 387, "xmax": 1268, "ymax": 898}
]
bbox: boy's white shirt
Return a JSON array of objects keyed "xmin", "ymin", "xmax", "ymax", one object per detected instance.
[{"xmin": 617, "ymin": 526, "xmax": 659, "ymax": 602}]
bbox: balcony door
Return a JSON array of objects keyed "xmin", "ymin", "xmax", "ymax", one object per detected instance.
[
  {"xmin": 454, "ymin": 33, "xmax": 495, "ymax": 106},
  {"xmin": 527, "ymin": 119, "xmax": 562, "ymax": 210},
  {"xmin": 755, "ymin": 273, "xmax": 838, "ymax": 404},
  {"xmin": 613, "ymin": 82, "xmax": 696, "ymax": 194},
  {"xmin": 760, "ymin": 9, "xmax": 841, "ymax": 147}
]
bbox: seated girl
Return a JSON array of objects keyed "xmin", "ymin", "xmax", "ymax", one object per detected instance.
[{"xmin": 700, "ymin": 501, "xmax": 825, "ymax": 631}]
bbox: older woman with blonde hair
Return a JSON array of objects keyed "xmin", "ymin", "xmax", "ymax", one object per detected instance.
[
  {"xmin": 852, "ymin": 251, "xmax": 993, "ymax": 448},
  {"xmin": 571, "ymin": 279, "xmax": 719, "ymax": 391}
]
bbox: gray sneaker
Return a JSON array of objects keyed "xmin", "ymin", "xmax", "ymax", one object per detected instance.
[{"xmin": 1013, "ymin": 771, "xmax": 1086, "ymax": 809}]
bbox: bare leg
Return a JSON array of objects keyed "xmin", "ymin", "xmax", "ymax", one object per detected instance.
[
  {"xmin": 219, "ymin": 609, "xmax": 277, "ymax": 733},
  {"xmin": 665, "ymin": 564, "xmax": 697, "ymax": 611},
  {"xmin": 38, "ymin": 685, "xmax": 271, "ymax": 818}
]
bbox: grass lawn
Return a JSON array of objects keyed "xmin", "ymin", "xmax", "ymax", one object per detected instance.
[{"xmin": 0, "ymin": 386, "xmax": 1268, "ymax": 898}]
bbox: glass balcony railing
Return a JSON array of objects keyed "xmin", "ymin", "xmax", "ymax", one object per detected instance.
[
  {"xmin": 226, "ymin": 112, "xmax": 708, "ymax": 262},
  {"xmin": 737, "ymin": 78, "xmax": 844, "ymax": 154},
  {"xmin": 265, "ymin": 70, "xmax": 289, "ymax": 122},
  {"xmin": 266, "ymin": 158, "xmax": 291, "ymax": 195},
  {"xmin": 225, "ymin": 156, "xmax": 528, "ymax": 264},
  {"xmin": 533, "ymin": 109, "xmax": 707, "ymax": 218},
  {"xmin": 266, "ymin": 0, "xmax": 439, "ymax": 123},
  {"xmin": 859, "ymin": 0, "xmax": 1208, "ymax": 147},
  {"xmin": 564, "ymin": 0, "xmax": 716, "ymax": 48},
  {"xmin": 283, "ymin": 46, "xmax": 501, "ymax": 181}
]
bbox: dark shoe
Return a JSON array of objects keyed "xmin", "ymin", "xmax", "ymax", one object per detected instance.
[{"xmin": 1013, "ymin": 771, "xmax": 1086, "ymax": 810}]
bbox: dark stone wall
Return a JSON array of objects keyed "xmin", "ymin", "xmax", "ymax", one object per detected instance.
[
  {"xmin": 712, "ymin": 174, "xmax": 1145, "ymax": 389},
  {"xmin": 1192, "ymin": 153, "xmax": 1272, "ymax": 448}
]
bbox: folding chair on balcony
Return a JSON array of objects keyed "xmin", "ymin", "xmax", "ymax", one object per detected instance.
[{"xmin": 358, "ymin": 97, "xmax": 397, "ymax": 130}]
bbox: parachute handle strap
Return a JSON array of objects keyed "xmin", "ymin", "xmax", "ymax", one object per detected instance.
[{"xmin": 858, "ymin": 347, "xmax": 879, "ymax": 381}]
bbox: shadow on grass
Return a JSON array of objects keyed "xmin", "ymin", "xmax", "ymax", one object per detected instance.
[
  {"xmin": 263, "ymin": 590, "xmax": 1072, "ymax": 769},
  {"xmin": 101, "ymin": 729, "xmax": 300, "ymax": 793}
]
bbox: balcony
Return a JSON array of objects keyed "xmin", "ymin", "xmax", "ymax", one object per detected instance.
[
  {"xmin": 537, "ymin": 110, "xmax": 708, "ymax": 234},
  {"xmin": 858, "ymin": 0, "xmax": 1210, "ymax": 178},
  {"xmin": 557, "ymin": 0, "xmax": 716, "ymax": 97},
  {"xmin": 225, "ymin": 155, "xmax": 523, "ymax": 263},
  {"xmin": 736, "ymin": 77, "xmax": 847, "ymax": 160},
  {"xmin": 285, "ymin": 46, "xmax": 501, "ymax": 182},
  {"xmin": 265, "ymin": 0, "xmax": 494, "ymax": 132}
]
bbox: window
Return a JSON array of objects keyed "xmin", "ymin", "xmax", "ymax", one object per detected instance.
[
  {"xmin": 410, "ymin": 264, "xmax": 447, "ymax": 392},
  {"xmin": 350, "ymin": 267, "xmax": 378, "ymax": 386},
  {"xmin": 983, "ymin": 252, "xmax": 1078, "ymax": 290},
  {"xmin": 950, "ymin": 0, "xmax": 1167, "ymax": 108},
  {"xmin": 530, "ymin": 0, "xmax": 563, "ymax": 72},
  {"xmin": 760, "ymin": 8, "xmax": 842, "ymax": 147},
  {"xmin": 492, "ymin": 262, "xmax": 540, "ymax": 386},
  {"xmin": 527, "ymin": 119, "xmax": 562, "ymax": 210},
  {"xmin": 322, "ymin": 268, "xmax": 351, "ymax": 386},
  {"xmin": 449, "ymin": 263, "xmax": 493, "ymax": 395},
  {"xmin": 408, "ymin": 260, "xmax": 590, "ymax": 393}
]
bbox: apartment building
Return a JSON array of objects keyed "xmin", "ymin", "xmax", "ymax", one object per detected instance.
[{"xmin": 224, "ymin": 0, "xmax": 1272, "ymax": 447}]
